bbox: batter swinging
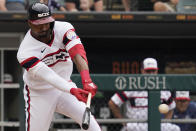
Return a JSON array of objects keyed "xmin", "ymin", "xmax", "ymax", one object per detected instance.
[{"xmin": 17, "ymin": 2, "xmax": 100, "ymax": 131}]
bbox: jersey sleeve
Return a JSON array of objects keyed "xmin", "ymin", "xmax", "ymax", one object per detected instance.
[
  {"xmin": 60, "ymin": 22, "xmax": 82, "ymax": 52},
  {"xmin": 111, "ymin": 91, "xmax": 128, "ymax": 107},
  {"xmin": 16, "ymin": 32, "xmax": 42, "ymax": 71},
  {"xmin": 58, "ymin": 22, "xmax": 88, "ymax": 62},
  {"xmin": 17, "ymin": 42, "xmax": 74, "ymax": 93},
  {"xmin": 161, "ymin": 91, "xmax": 176, "ymax": 110},
  {"xmin": 19, "ymin": 56, "xmax": 40, "ymax": 71},
  {"xmin": 17, "ymin": 45, "xmax": 41, "ymax": 71}
]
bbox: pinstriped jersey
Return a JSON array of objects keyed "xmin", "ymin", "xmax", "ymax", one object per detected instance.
[
  {"xmin": 17, "ymin": 21, "xmax": 82, "ymax": 89},
  {"xmin": 111, "ymin": 91, "xmax": 176, "ymax": 120}
]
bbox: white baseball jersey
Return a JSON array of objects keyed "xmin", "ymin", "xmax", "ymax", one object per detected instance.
[
  {"xmin": 17, "ymin": 21, "xmax": 101, "ymax": 131},
  {"xmin": 17, "ymin": 21, "xmax": 80, "ymax": 90},
  {"xmin": 111, "ymin": 91, "xmax": 180, "ymax": 131},
  {"xmin": 111, "ymin": 91, "xmax": 175, "ymax": 119}
]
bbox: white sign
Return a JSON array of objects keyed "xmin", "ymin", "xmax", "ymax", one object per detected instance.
[{"xmin": 115, "ymin": 76, "xmax": 166, "ymax": 90}]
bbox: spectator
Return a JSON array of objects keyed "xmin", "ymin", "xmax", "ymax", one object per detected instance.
[
  {"xmin": 64, "ymin": 0, "xmax": 79, "ymax": 12},
  {"xmin": 0, "ymin": 0, "xmax": 7, "ymax": 11},
  {"xmin": 153, "ymin": 0, "xmax": 179, "ymax": 12},
  {"xmin": 79, "ymin": 0, "xmax": 90, "ymax": 11},
  {"xmin": 92, "ymin": 0, "xmax": 103, "ymax": 11},
  {"xmin": 121, "ymin": 0, "xmax": 130, "ymax": 11},
  {"xmin": 133, "ymin": 0, "xmax": 178, "ymax": 12},
  {"xmin": 108, "ymin": 57, "xmax": 181, "ymax": 131},
  {"xmin": 121, "ymin": 0, "xmax": 138, "ymax": 11},
  {"xmin": 65, "ymin": 0, "xmax": 103, "ymax": 12},
  {"xmin": 6, "ymin": 0, "xmax": 25, "ymax": 10},
  {"xmin": 172, "ymin": 91, "xmax": 196, "ymax": 131},
  {"xmin": 0, "ymin": 0, "xmax": 25, "ymax": 11},
  {"xmin": 40, "ymin": 0, "xmax": 66, "ymax": 11}
]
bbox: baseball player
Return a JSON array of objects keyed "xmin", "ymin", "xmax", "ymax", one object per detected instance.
[
  {"xmin": 108, "ymin": 58, "xmax": 181, "ymax": 131},
  {"xmin": 17, "ymin": 2, "xmax": 100, "ymax": 131},
  {"xmin": 172, "ymin": 91, "xmax": 196, "ymax": 131}
]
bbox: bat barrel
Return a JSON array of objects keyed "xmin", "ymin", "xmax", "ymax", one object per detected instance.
[
  {"xmin": 82, "ymin": 108, "xmax": 91, "ymax": 130},
  {"xmin": 82, "ymin": 93, "xmax": 92, "ymax": 130},
  {"xmin": 82, "ymin": 123, "xmax": 89, "ymax": 130}
]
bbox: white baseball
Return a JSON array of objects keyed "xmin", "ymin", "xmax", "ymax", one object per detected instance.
[{"xmin": 158, "ymin": 104, "xmax": 169, "ymax": 114}]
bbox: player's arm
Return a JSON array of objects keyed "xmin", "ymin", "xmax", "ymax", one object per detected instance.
[
  {"xmin": 69, "ymin": 45, "xmax": 97, "ymax": 98},
  {"xmin": 108, "ymin": 100, "xmax": 124, "ymax": 118},
  {"xmin": 108, "ymin": 93, "xmax": 126, "ymax": 126},
  {"xmin": 17, "ymin": 55, "xmax": 88, "ymax": 102},
  {"xmin": 108, "ymin": 92, "xmax": 127, "ymax": 118},
  {"xmin": 63, "ymin": 27, "xmax": 97, "ymax": 98},
  {"xmin": 161, "ymin": 92, "xmax": 176, "ymax": 119},
  {"xmin": 73, "ymin": 54, "xmax": 89, "ymax": 72}
]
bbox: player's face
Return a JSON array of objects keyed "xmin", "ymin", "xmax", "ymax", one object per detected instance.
[
  {"xmin": 142, "ymin": 69, "xmax": 158, "ymax": 74},
  {"xmin": 175, "ymin": 99, "xmax": 190, "ymax": 113},
  {"xmin": 29, "ymin": 22, "xmax": 51, "ymax": 38}
]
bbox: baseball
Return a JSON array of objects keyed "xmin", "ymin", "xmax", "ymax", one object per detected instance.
[{"xmin": 158, "ymin": 104, "xmax": 169, "ymax": 114}]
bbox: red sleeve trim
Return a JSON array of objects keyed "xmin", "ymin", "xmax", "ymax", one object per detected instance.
[
  {"xmin": 21, "ymin": 57, "xmax": 40, "ymax": 71},
  {"xmin": 116, "ymin": 93, "xmax": 124, "ymax": 103},
  {"xmin": 68, "ymin": 44, "xmax": 88, "ymax": 64}
]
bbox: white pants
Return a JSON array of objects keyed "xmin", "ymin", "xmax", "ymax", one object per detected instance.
[
  {"xmin": 121, "ymin": 123, "xmax": 181, "ymax": 131},
  {"xmin": 23, "ymin": 85, "xmax": 101, "ymax": 131}
]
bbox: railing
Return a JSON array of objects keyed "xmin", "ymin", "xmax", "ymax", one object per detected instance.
[
  {"xmin": 0, "ymin": 84, "xmax": 19, "ymax": 89},
  {"xmin": 1, "ymin": 119, "xmax": 196, "ymax": 127}
]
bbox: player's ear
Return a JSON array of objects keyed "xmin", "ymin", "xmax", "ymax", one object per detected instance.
[{"xmin": 27, "ymin": 20, "xmax": 32, "ymax": 28}]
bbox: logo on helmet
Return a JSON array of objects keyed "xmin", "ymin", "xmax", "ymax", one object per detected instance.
[{"xmin": 38, "ymin": 12, "xmax": 50, "ymax": 17}]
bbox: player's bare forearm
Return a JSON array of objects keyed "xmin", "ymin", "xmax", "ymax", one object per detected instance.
[
  {"xmin": 108, "ymin": 100, "xmax": 123, "ymax": 118},
  {"xmin": 73, "ymin": 54, "xmax": 97, "ymax": 98},
  {"xmin": 73, "ymin": 54, "xmax": 89, "ymax": 72}
]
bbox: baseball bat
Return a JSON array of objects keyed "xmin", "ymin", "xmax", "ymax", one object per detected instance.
[{"xmin": 82, "ymin": 93, "xmax": 92, "ymax": 130}]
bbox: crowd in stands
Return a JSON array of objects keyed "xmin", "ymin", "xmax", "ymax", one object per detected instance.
[
  {"xmin": 0, "ymin": 0, "xmax": 104, "ymax": 11},
  {"xmin": 0, "ymin": 0, "xmax": 25, "ymax": 11},
  {"xmin": 0, "ymin": 0, "xmax": 180, "ymax": 12},
  {"xmin": 122, "ymin": 0, "xmax": 179, "ymax": 12}
]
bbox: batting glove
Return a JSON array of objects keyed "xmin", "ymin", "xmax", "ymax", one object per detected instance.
[
  {"xmin": 83, "ymin": 79, "xmax": 97, "ymax": 98},
  {"xmin": 70, "ymin": 88, "xmax": 88, "ymax": 103},
  {"xmin": 80, "ymin": 70, "xmax": 97, "ymax": 98}
]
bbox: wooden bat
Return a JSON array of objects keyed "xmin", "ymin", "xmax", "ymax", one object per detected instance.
[{"xmin": 82, "ymin": 93, "xmax": 92, "ymax": 130}]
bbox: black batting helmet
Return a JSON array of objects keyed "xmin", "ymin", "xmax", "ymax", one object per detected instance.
[{"xmin": 28, "ymin": 2, "xmax": 55, "ymax": 25}]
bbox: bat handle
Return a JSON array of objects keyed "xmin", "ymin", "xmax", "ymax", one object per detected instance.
[{"xmin": 86, "ymin": 93, "xmax": 91, "ymax": 108}]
